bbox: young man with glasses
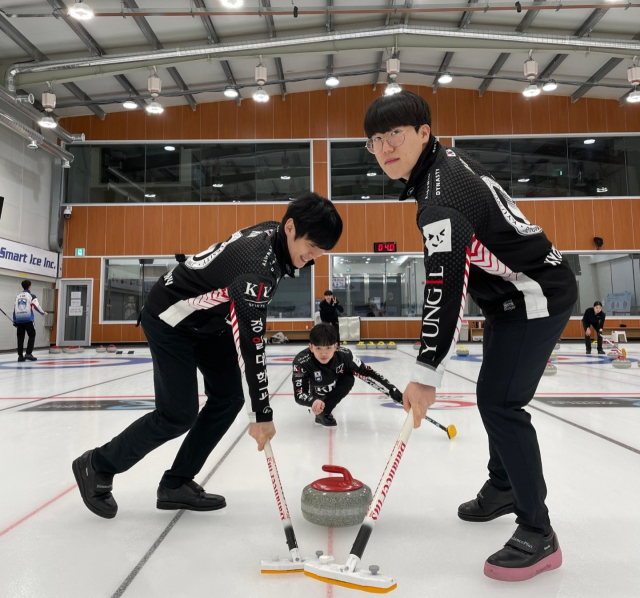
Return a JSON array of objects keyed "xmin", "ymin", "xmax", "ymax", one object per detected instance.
[
  {"xmin": 363, "ymin": 91, "xmax": 577, "ymax": 581},
  {"xmin": 292, "ymin": 323, "xmax": 402, "ymax": 427}
]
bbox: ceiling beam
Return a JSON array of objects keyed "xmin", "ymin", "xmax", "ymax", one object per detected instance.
[
  {"xmin": 122, "ymin": 0, "xmax": 197, "ymax": 110},
  {"xmin": 572, "ymin": 30, "xmax": 640, "ymax": 103},
  {"xmin": 0, "ymin": 10, "xmax": 105, "ymax": 119},
  {"xmin": 478, "ymin": 0, "xmax": 545, "ymax": 97},
  {"xmin": 260, "ymin": 0, "xmax": 287, "ymax": 100},
  {"xmin": 47, "ymin": 0, "xmax": 147, "ymax": 110}
]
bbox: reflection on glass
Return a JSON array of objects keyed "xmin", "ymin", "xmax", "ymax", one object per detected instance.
[
  {"xmin": 455, "ymin": 139, "xmax": 511, "ymax": 193},
  {"xmin": 511, "ymin": 138, "xmax": 568, "ymax": 198},
  {"xmin": 625, "ymin": 137, "xmax": 640, "ymax": 196},
  {"xmin": 266, "ymin": 266, "xmax": 313, "ymax": 318},
  {"xmin": 568, "ymin": 137, "xmax": 626, "ymax": 197}
]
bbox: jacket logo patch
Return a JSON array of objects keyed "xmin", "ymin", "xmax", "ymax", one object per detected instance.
[
  {"xmin": 544, "ymin": 246, "xmax": 563, "ymax": 266},
  {"xmin": 503, "ymin": 299, "xmax": 515, "ymax": 312},
  {"xmin": 245, "ymin": 282, "xmax": 272, "ymax": 302},
  {"xmin": 422, "ymin": 219, "xmax": 452, "ymax": 256},
  {"xmin": 445, "ymin": 148, "xmax": 456, "ymax": 157},
  {"xmin": 335, "ymin": 364, "xmax": 344, "ymax": 374},
  {"xmin": 314, "ymin": 371, "xmax": 322, "ymax": 381},
  {"xmin": 17, "ymin": 298, "xmax": 28, "ymax": 310}
]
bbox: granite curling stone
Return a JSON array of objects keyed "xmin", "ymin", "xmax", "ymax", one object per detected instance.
[
  {"xmin": 612, "ymin": 349, "xmax": 631, "ymax": 369},
  {"xmin": 548, "ymin": 352, "xmax": 558, "ymax": 361},
  {"xmin": 301, "ymin": 465, "xmax": 372, "ymax": 528},
  {"xmin": 554, "ymin": 343, "xmax": 561, "ymax": 351},
  {"xmin": 49, "ymin": 346, "xmax": 62, "ymax": 354},
  {"xmin": 106, "ymin": 344, "xmax": 117, "ymax": 353},
  {"xmin": 366, "ymin": 341, "xmax": 376, "ymax": 350},
  {"xmin": 607, "ymin": 349, "xmax": 622, "ymax": 361},
  {"xmin": 543, "ymin": 363, "xmax": 557, "ymax": 376},
  {"xmin": 413, "ymin": 341, "xmax": 420, "ymax": 351},
  {"xmin": 387, "ymin": 341, "xmax": 397, "ymax": 350},
  {"xmin": 376, "ymin": 341, "xmax": 386, "ymax": 350},
  {"xmin": 95, "ymin": 345, "xmax": 107, "ymax": 353},
  {"xmin": 456, "ymin": 346, "xmax": 469, "ymax": 356}
]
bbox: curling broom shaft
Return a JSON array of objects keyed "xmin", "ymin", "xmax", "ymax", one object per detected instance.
[
  {"xmin": 425, "ymin": 415, "xmax": 448, "ymax": 433},
  {"xmin": 264, "ymin": 440, "xmax": 300, "ymax": 560}
]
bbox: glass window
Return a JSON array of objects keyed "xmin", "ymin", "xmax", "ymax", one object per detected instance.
[
  {"xmin": 568, "ymin": 137, "xmax": 626, "ymax": 197},
  {"xmin": 511, "ymin": 138, "xmax": 569, "ymax": 198},
  {"xmin": 68, "ymin": 143, "xmax": 311, "ymax": 203},
  {"xmin": 266, "ymin": 266, "xmax": 313, "ymax": 319},
  {"xmin": 330, "ymin": 142, "xmax": 404, "ymax": 200},
  {"xmin": 454, "ymin": 139, "xmax": 511, "ymax": 193},
  {"xmin": 625, "ymin": 137, "xmax": 640, "ymax": 196}
]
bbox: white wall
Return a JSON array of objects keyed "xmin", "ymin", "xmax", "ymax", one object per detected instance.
[{"xmin": 0, "ymin": 106, "xmax": 54, "ymax": 250}]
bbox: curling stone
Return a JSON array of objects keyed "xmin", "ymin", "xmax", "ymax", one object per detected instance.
[
  {"xmin": 543, "ymin": 362, "xmax": 557, "ymax": 376},
  {"xmin": 548, "ymin": 352, "xmax": 558, "ymax": 361},
  {"xmin": 342, "ymin": 341, "xmax": 348, "ymax": 345},
  {"xmin": 301, "ymin": 465, "xmax": 372, "ymax": 528},
  {"xmin": 554, "ymin": 343, "xmax": 561, "ymax": 351},
  {"xmin": 413, "ymin": 341, "xmax": 420, "ymax": 351},
  {"xmin": 612, "ymin": 357, "xmax": 632, "ymax": 369},
  {"xmin": 106, "ymin": 344, "xmax": 117, "ymax": 353},
  {"xmin": 366, "ymin": 341, "xmax": 376, "ymax": 350},
  {"xmin": 95, "ymin": 345, "xmax": 107, "ymax": 353},
  {"xmin": 77, "ymin": 346, "xmax": 84, "ymax": 353},
  {"xmin": 387, "ymin": 341, "xmax": 397, "ymax": 350},
  {"xmin": 49, "ymin": 346, "xmax": 62, "ymax": 354},
  {"xmin": 355, "ymin": 341, "xmax": 365, "ymax": 349},
  {"xmin": 607, "ymin": 349, "xmax": 622, "ymax": 361},
  {"xmin": 376, "ymin": 341, "xmax": 386, "ymax": 350},
  {"xmin": 456, "ymin": 346, "xmax": 469, "ymax": 356}
]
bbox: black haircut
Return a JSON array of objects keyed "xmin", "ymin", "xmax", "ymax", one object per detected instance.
[
  {"xmin": 309, "ymin": 323, "xmax": 338, "ymax": 347},
  {"xmin": 324, "ymin": 290, "xmax": 333, "ymax": 296},
  {"xmin": 593, "ymin": 301, "xmax": 603, "ymax": 307},
  {"xmin": 22, "ymin": 279, "xmax": 31, "ymax": 290},
  {"xmin": 282, "ymin": 192, "xmax": 343, "ymax": 251},
  {"xmin": 364, "ymin": 90, "xmax": 432, "ymax": 139}
]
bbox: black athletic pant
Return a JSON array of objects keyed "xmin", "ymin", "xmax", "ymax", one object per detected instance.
[
  {"xmin": 321, "ymin": 374, "xmax": 354, "ymax": 415},
  {"xmin": 476, "ymin": 308, "xmax": 572, "ymax": 536},
  {"xmin": 584, "ymin": 327, "xmax": 602, "ymax": 353},
  {"xmin": 16, "ymin": 322, "xmax": 36, "ymax": 357},
  {"xmin": 92, "ymin": 310, "xmax": 245, "ymax": 489}
]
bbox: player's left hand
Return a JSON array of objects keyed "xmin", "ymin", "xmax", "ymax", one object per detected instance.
[
  {"xmin": 402, "ymin": 382, "xmax": 437, "ymax": 428},
  {"xmin": 311, "ymin": 399, "xmax": 325, "ymax": 415}
]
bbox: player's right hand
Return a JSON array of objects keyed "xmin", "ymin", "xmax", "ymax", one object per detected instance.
[
  {"xmin": 585, "ymin": 328, "xmax": 591, "ymax": 336},
  {"xmin": 249, "ymin": 421, "xmax": 276, "ymax": 451},
  {"xmin": 311, "ymin": 399, "xmax": 325, "ymax": 415}
]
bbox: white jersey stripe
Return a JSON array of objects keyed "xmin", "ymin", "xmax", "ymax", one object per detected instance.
[{"xmin": 158, "ymin": 287, "xmax": 230, "ymax": 327}]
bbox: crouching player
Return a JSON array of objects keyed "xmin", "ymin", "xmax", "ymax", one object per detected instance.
[{"xmin": 292, "ymin": 323, "xmax": 402, "ymax": 427}]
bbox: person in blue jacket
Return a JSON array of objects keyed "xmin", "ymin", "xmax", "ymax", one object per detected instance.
[{"xmin": 13, "ymin": 280, "xmax": 47, "ymax": 362}]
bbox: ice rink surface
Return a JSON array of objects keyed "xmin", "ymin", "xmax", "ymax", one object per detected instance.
[{"xmin": 1, "ymin": 341, "xmax": 639, "ymax": 598}]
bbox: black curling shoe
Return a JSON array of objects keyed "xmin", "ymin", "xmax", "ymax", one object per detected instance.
[
  {"xmin": 458, "ymin": 480, "xmax": 514, "ymax": 522},
  {"xmin": 72, "ymin": 450, "xmax": 118, "ymax": 519},
  {"xmin": 315, "ymin": 413, "xmax": 337, "ymax": 427},
  {"xmin": 484, "ymin": 526, "xmax": 562, "ymax": 581},
  {"xmin": 157, "ymin": 481, "xmax": 226, "ymax": 511}
]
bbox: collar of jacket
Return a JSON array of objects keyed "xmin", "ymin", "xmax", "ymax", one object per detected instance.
[
  {"xmin": 273, "ymin": 225, "xmax": 297, "ymax": 277},
  {"xmin": 398, "ymin": 135, "xmax": 439, "ymax": 202}
]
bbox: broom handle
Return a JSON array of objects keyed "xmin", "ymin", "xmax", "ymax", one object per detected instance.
[{"xmin": 264, "ymin": 439, "xmax": 301, "ymax": 562}]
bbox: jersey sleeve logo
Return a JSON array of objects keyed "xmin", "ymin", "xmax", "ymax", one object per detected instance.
[
  {"xmin": 244, "ymin": 282, "xmax": 273, "ymax": 303},
  {"xmin": 422, "ymin": 219, "xmax": 452, "ymax": 256}
]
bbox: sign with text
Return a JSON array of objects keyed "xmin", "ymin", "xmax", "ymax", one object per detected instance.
[{"xmin": 0, "ymin": 238, "xmax": 58, "ymax": 278}]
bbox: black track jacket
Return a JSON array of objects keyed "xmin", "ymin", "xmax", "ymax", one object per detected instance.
[
  {"xmin": 145, "ymin": 222, "xmax": 304, "ymax": 423},
  {"xmin": 402, "ymin": 138, "xmax": 578, "ymax": 388}
]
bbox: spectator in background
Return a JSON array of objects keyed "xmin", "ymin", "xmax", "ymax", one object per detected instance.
[
  {"xmin": 583, "ymin": 301, "xmax": 606, "ymax": 355},
  {"xmin": 319, "ymin": 290, "xmax": 343, "ymax": 343},
  {"xmin": 13, "ymin": 279, "xmax": 48, "ymax": 362}
]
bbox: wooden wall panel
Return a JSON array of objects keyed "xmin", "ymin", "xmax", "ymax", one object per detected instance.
[
  {"xmin": 309, "ymin": 90, "xmax": 328, "ymax": 139},
  {"xmin": 387, "ymin": 320, "xmax": 407, "ymax": 339},
  {"xmin": 255, "ymin": 204, "xmax": 275, "ymax": 224},
  {"xmin": 406, "ymin": 320, "xmax": 421, "ymax": 340},
  {"xmin": 573, "ymin": 200, "xmax": 595, "ymax": 250},
  {"xmin": 218, "ymin": 205, "xmax": 237, "ymax": 240},
  {"xmin": 518, "ymin": 200, "xmax": 535, "ymax": 226},
  {"xmin": 624, "ymin": 101, "xmax": 640, "ymax": 133},
  {"xmin": 418, "ymin": 86, "xmax": 437, "ymax": 132},
  {"xmin": 218, "ymin": 102, "xmax": 237, "ymax": 138},
  {"xmin": 143, "ymin": 206, "xmax": 163, "ymax": 254},
  {"xmin": 315, "ymin": 276, "xmax": 329, "ymax": 298},
  {"xmin": 163, "ymin": 106, "xmax": 184, "ymax": 140},
  {"xmin": 199, "ymin": 205, "xmax": 219, "ymax": 248},
  {"xmin": 346, "ymin": 203, "xmax": 366, "ymax": 252},
  {"xmin": 86, "ymin": 206, "xmax": 106, "ymax": 256},
  {"xmin": 314, "ymin": 255, "xmax": 329, "ymax": 277},
  {"xmin": 144, "ymin": 113, "xmax": 163, "ymax": 140},
  {"xmin": 553, "ymin": 200, "xmax": 576, "ymax": 250},
  {"xmin": 548, "ymin": 95, "xmax": 569, "ymax": 133},
  {"xmin": 313, "ymin": 139, "xmax": 328, "ymax": 163},
  {"xmin": 121, "ymin": 324, "xmax": 142, "ymax": 342},
  {"xmin": 255, "ymin": 101, "xmax": 274, "ymax": 139},
  {"xmin": 86, "ymin": 258, "xmax": 101, "ymax": 281},
  {"xmin": 631, "ymin": 200, "xmax": 640, "ymax": 249},
  {"xmin": 385, "ymin": 203, "xmax": 405, "ymax": 252},
  {"xmin": 89, "ymin": 114, "xmax": 108, "ymax": 140},
  {"xmin": 493, "ymin": 91, "xmax": 513, "ymax": 135},
  {"xmin": 237, "ymin": 99, "xmax": 256, "ymax": 139},
  {"xmin": 568, "ymin": 99, "xmax": 587, "ymax": 134},
  {"xmin": 108, "ymin": 111, "xmax": 127, "ymax": 140},
  {"xmin": 534, "ymin": 201, "xmax": 556, "ymax": 244},
  {"xmin": 200, "ymin": 102, "xmax": 219, "ymax": 139},
  {"xmin": 365, "ymin": 203, "xmax": 385, "ymax": 250},
  {"xmin": 127, "ymin": 110, "xmax": 146, "ymax": 140},
  {"xmin": 455, "ymin": 89, "xmax": 475, "ymax": 136},
  {"xmin": 273, "ymin": 204, "xmax": 287, "ymax": 223},
  {"xmin": 611, "ymin": 199, "xmax": 634, "ymax": 250},
  {"xmin": 236, "ymin": 204, "xmax": 256, "ymax": 231},
  {"xmin": 180, "ymin": 206, "xmax": 200, "ymax": 254},
  {"xmin": 402, "ymin": 202, "xmax": 422, "ymax": 251},
  {"xmin": 65, "ymin": 206, "xmax": 88, "ymax": 256},
  {"xmin": 586, "ymin": 98, "xmax": 607, "ymax": 133},
  {"xmin": 313, "ymin": 162, "xmax": 328, "ymax": 197},
  {"xmin": 511, "ymin": 93, "xmax": 532, "ymax": 135},
  {"xmin": 273, "ymin": 95, "xmax": 292, "ymax": 139},
  {"xmin": 292, "ymin": 92, "xmax": 310, "ymax": 138},
  {"xmin": 331, "ymin": 203, "xmax": 349, "ymax": 253},
  {"xmin": 592, "ymin": 200, "xmax": 614, "ymax": 248},
  {"xmin": 605, "ymin": 99, "xmax": 626, "ymax": 133},
  {"xmin": 182, "ymin": 105, "xmax": 202, "ymax": 139},
  {"xmin": 530, "ymin": 95, "xmax": 550, "ymax": 134},
  {"xmin": 63, "ymin": 257, "xmax": 86, "ymax": 278},
  {"xmin": 124, "ymin": 206, "xmax": 144, "ymax": 255},
  {"xmin": 436, "ymin": 87, "xmax": 457, "ymax": 137},
  {"xmin": 327, "ymin": 88, "xmax": 346, "ymax": 138},
  {"xmin": 105, "ymin": 206, "xmax": 125, "ymax": 255},
  {"xmin": 161, "ymin": 206, "xmax": 181, "ymax": 254},
  {"xmin": 368, "ymin": 321, "xmax": 387, "ymax": 339},
  {"xmin": 346, "ymin": 86, "xmax": 365, "ymax": 138},
  {"xmin": 474, "ymin": 91, "xmax": 494, "ymax": 136}
]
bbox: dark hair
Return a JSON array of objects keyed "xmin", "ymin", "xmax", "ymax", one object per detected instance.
[
  {"xmin": 309, "ymin": 323, "xmax": 338, "ymax": 346},
  {"xmin": 364, "ymin": 90, "xmax": 432, "ymax": 139},
  {"xmin": 324, "ymin": 290, "xmax": 333, "ymax": 296},
  {"xmin": 22, "ymin": 280, "xmax": 31, "ymax": 290},
  {"xmin": 282, "ymin": 192, "xmax": 343, "ymax": 250},
  {"xmin": 594, "ymin": 301, "xmax": 603, "ymax": 307}
]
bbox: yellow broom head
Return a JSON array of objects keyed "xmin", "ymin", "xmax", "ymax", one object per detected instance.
[{"xmin": 447, "ymin": 425, "xmax": 458, "ymax": 439}]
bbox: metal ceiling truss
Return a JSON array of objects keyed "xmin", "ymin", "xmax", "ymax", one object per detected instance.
[
  {"xmin": 261, "ymin": 0, "xmax": 287, "ymax": 100},
  {"xmin": 372, "ymin": 0, "xmax": 412, "ymax": 90}
]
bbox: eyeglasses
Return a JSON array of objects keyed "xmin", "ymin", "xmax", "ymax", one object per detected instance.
[{"xmin": 366, "ymin": 128, "xmax": 410, "ymax": 154}]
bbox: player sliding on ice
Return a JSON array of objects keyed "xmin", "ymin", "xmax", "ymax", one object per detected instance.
[{"xmin": 292, "ymin": 323, "xmax": 403, "ymax": 427}]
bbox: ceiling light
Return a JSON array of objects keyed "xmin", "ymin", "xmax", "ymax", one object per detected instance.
[
  {"xmin": 361, "ymin": 195, "xmax": 370, "ymax": 199},
  {"xmin": 146, "ymin": 101, "xmax": 164, "ymax": 115},
  {"xmin": 253, "ymin": 87, "xmax": 269, "ymax": 103},
  {"xmin": 145, "ymin": 193, "xmax": 156, "ymax": 198},
  {"xmin": 68, "ymin": 0, "xmax": 93, "ymax": 20},
  {"xmin": 212, "ymin": 182, "xmax": 224, "ymax": 188},
  {"xmin": 326, "ymin": 74, "xmax": 340, "ymax": 88},
  {"xmin": 584, "ymin": 138, "xmax": 596, "ymax": 145},
  {"xmin": 597, "ymin": 187, "xmax": 608, "ymax": 193},
  {"xmin": 518, "ymin": 178, "xmax": 530, "ymax": 183},
  {"xmin": 438, "ymin": 72, "xmax": 453, "ymax": 85},
  {"xmin": 255, "ymin": 63, "xmax": 267, "ymax": 86},
  {"xmin": 224, "ymin": 86, "xmax": 239, "ymax": 99},
  {"xmin": 122, "ymin": 99, "xmax": 138, "ymax": 110},
  {"xmin": 27, "ymin": 140, "xmax": 38, "ymax": 150},
  {"xmin": 523, "ymin": 84, "xmax": 540, "ymax": 98},
  {"xmin": 39, "ymin": 116, "xmax": 57, "ymax": 129},
  {"xmin": 221, "ymin": 0, "xmax": 244, "ymax": 7},
  {"xmin": 281, "ymin": 175, "xmax": 291, "ymax": 180},
  {"xmin": 542, "ymin": 80, "xmax": 557, "ymax": 92},
  {"xmin": 62, "ymin": 160, "xmax": 71, "ymax": 169},
  {"xmin": 627, "ymin": 90, "xmax": 640, "ymax": 103},
  {"xmin": 366, "ymin": 170, "xmax": 377, "ymax": 177},
  {"xmin": 164, "ymin": 146, "xmax": 176, "ymax": 151},
  {"xmin": 385, "ymin": 82, "xmax": 402, "ymax": 96}
]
